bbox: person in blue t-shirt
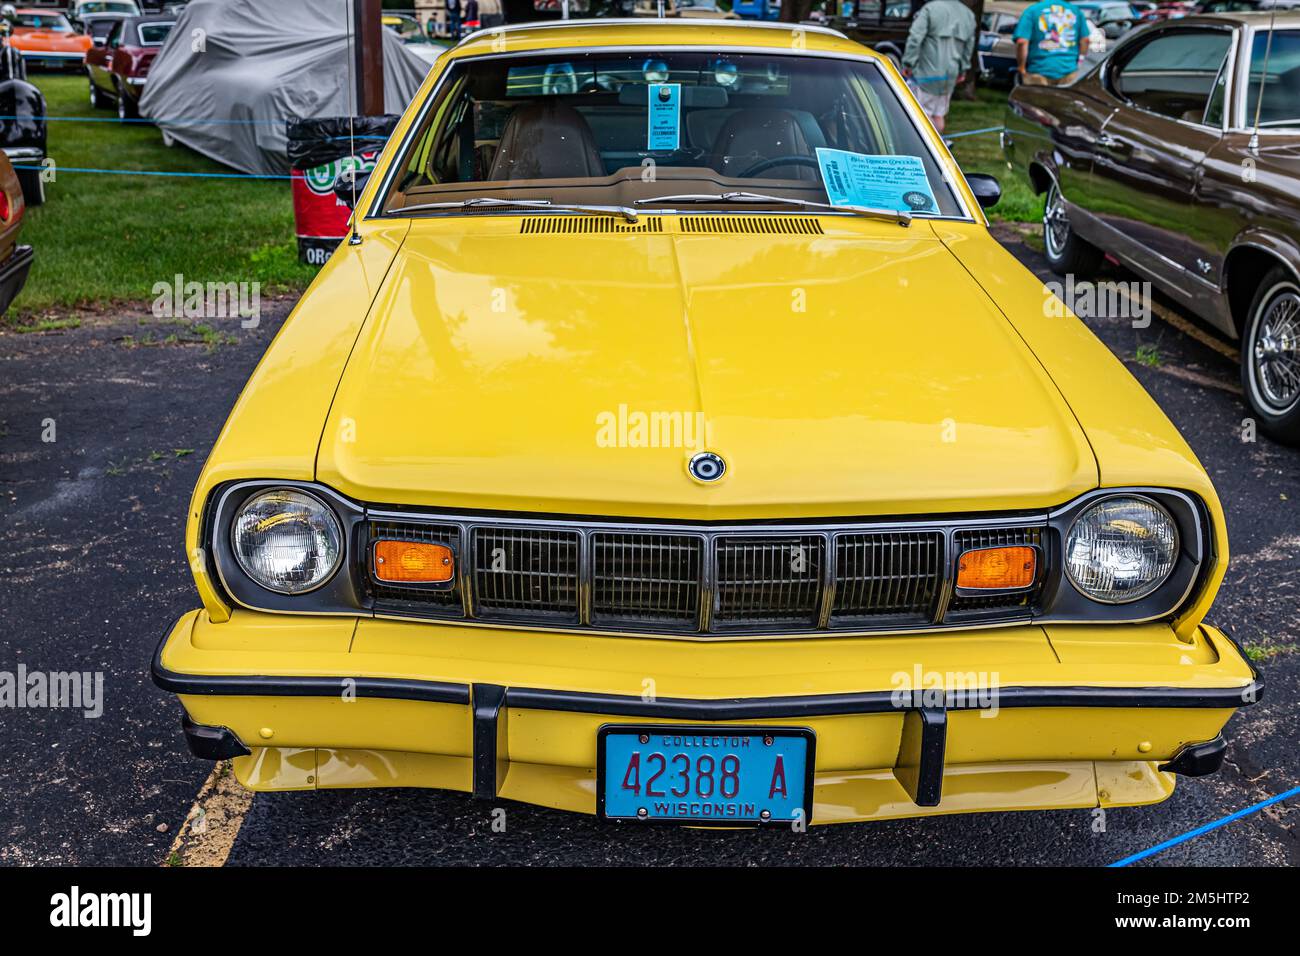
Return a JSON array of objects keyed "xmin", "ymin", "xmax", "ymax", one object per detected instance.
[{"xmin": 1013, "ymin": 1, "xmax": 1090, "ymax": 86}]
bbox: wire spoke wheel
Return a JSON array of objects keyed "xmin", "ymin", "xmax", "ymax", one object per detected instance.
[
  {"xmin": 1251, "ymin": 290, "xmax": 1300, "ymax": 412},
  {"xmin": 1043, "ymin": 184, "xmax": 1072, "ymax": 260}
]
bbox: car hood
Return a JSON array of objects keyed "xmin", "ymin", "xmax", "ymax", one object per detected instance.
[
  {"xmin": 12, "ymin": 32, "xmax": 90, "ymax": 50},
  {"xmin": 316, "ymin": 218, "xmax": 1097, "ymax": 520}
]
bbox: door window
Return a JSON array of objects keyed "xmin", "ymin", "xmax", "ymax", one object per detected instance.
[
  {"xmin": 1244, "ymin": 30, "xmax": 1300, "ymax": 129},
  {"xmin": 1110, "ymin": 28, "xmax": 1233, "ymax": 123}
]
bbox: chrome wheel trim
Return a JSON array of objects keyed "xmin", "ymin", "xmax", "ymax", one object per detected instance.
[
  {"xmin": 1249, "ymin": 286, "xmax": 1300, "ymax": 414},
  {"xmin": 1043, "ymin": 184, "xmax": 1071, "ymax": 261}
]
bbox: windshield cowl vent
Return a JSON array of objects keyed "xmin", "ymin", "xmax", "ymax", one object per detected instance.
[
  {"xmin": 518, "ymin": 217, "xmax": 665, "ymax": 234},
  {"xmin": 678, "ymin": 216, "xmax": 824, "ymax": 235}
]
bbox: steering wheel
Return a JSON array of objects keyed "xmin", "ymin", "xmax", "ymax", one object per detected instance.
[{"xmin": 734, "ymin": 155, "xmax": 821, "ymax": 178}]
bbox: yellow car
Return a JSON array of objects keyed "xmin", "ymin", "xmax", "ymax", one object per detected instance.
[{"xmin": 153, "ymin": 19, "xmax": 1260, "ymax": 828}]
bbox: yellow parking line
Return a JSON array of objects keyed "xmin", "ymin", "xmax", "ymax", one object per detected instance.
[{"xmin": 162, "ymin": 761, "xmax": 253, "ymax": 868}]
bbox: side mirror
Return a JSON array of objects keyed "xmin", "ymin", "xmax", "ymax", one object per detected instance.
[
  {"xmin": 965, "ymin": 172, "xmax": 1002, "ymax": 208},
  {"xmin": 333, "ymin": 168, "xmax": 371, "ymax": 209}
]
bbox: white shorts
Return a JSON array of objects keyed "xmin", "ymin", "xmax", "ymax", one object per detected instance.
[{"xmin": 908, "ymin": 84, "xmax": 952, "ymax": 118}]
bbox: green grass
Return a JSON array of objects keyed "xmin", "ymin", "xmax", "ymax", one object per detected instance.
[
  {"xmin": 945, "ymin": 87, "xmax": 1042, "ymax": 224},
  {"xmin": 10, "ymin": 74, "xmax": 316, "ymax": 319}
]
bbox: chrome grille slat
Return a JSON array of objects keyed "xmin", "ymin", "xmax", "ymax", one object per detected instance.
[
  {"xmin": 591, "ymin": 532, "xmax": 701, "ymax": 626},
  {"xmin": 365, "ymin": 515, "xmax": 1046, "ymax": 635},
  {"xmin": 471, "ymin": 527, "xmax": 580, "ymax": 619},
  {"xmin": 832, "ymin": 531, "xmax": 942, "ymax": 623}
]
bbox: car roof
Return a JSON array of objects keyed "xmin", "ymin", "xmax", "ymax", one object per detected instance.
[
  {"xmin": 1165, "ymin": 9, "xmax": 1300, "ymax": 24},
  {"xmin": 452, "ymin": 18, "xmax": 865, "ymax": 60}
]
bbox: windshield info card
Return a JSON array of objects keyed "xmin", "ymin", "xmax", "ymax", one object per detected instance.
[
  {"xmin": 815, "ymin": 149, "xmax": 937, "ymax": 213},
  {"xmin": 647, "ymin": 83, "xmax": 682, "ymax": 151}
]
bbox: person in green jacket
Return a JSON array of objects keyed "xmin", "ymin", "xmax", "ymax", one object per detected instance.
[{"xmin": 901, "ymin": 0, "xmax": 977, "ymax": 134}]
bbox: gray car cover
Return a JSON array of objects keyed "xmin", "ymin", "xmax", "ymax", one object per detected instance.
[{"xmin": 139, "ymin": 0, "xmax": 433, "ymax": 175}]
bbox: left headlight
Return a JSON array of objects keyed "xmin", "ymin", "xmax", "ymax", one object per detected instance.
[
  {"xmin": 231, "ymin": 488, "xmax": 343, "ymax": 594},
  {"xmin": 1064, "ymin": 495, "xmax": 1178, "ymax": 604}
]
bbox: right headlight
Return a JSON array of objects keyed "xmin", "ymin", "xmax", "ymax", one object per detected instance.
[
  {"xmin": 231, "ymin": 488, "xmax": 343, "ymax": 595},
  {"xmin": 1064, "ymin": 495, "xmax": 1179, "ymax": 604}
]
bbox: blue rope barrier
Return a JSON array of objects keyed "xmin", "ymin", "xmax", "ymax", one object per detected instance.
[
  {"xmin": 1108, "ymin": 783, "xmax": 1300, "ymax": 867},
  {"xmin": 10, "ymin": 164, "xmax": 295, "ymax": 180},
  {"xmin": 945, "ymin": 125, "xmax": 1004, "ymax": 140}
]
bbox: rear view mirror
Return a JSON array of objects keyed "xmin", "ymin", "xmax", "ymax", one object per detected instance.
[{"xmin": 964, "ymin": 172, "xmax": 1002, "ymax": 209}]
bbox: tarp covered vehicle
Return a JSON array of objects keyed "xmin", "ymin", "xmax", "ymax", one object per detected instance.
[{"xmin": 138, "ymin": 0, "xmax": 430, "ymax": 175}]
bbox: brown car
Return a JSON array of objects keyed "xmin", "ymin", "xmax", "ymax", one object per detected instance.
[
  {"xmin": 0, "ymin": 151, "xmax": 33, "ymax": 316},
  {"xmin": 1004, "ymin": 12, "xmax": 1300, "ymax": 441}
]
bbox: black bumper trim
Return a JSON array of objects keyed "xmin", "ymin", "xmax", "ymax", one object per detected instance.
[
  {"xmin": 472, "ymin": 683, "xmax": 507, "ymax": 800},
  {"xmin": 182, "ymin": 714, "xmax": 252, "ymax": 760},
  {"xmin": 1159, "ymin": 736, "xmax": 1228, "ymax": 777},
  {"xmin": 151, "ymin": 627, "xmax": 1263, "ymax": 718},
  {"xmin": 893, "ymin": 707, "xmax": 947, "ymax": 806}
]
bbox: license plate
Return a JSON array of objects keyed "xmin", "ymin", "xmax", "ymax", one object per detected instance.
[{"xmin": 597, "ymin": 725, "xmax": 814, "ymax": 826}]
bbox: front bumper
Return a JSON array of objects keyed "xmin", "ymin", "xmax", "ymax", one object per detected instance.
[{"xmin": 152, "ymin": 610, "xmax": 1261, "ymax": 825}]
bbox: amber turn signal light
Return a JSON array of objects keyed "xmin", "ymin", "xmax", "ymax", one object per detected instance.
[
  {"xmin": 373, "ymin": 540, "xmax": 454, "ymax": 584},
  {"xmin": 956, "ymin": 545, "xmax": 1036, "ymax": 590}
]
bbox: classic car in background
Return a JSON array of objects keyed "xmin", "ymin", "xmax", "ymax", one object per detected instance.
[
  {"xmin": 1006, "ymin": 11, "xmax": 1300, "ymax": 440},
  {"xmin": 632, "ymin": 0, "xmax": 740, "ymax": 17},
  {"xmin": 69, "ymin": 0, "xmax": 143, "ymax": 30},
  {"xmin": 979, "ymin": 0, "xmax": 1109, "ymax": 86},
  {"xmin": 153, "ymin": 19, "xmax": 1258, "ymax": 829},
  {"xmin": 7, "ymin": 8, "xmax": 92, "ymax": 69},
  {"xmin": 0, "ymin": 150, "xmax": 32, "ymax": 315},
  {"xmin": 85, "ymin": 13, "xmax": 174, "ymax": 118},
  {"xmin": 828, "ymin": 0, "xmax": 922, "ymax": 71},
  {"xmin": 1076, "ymin": 0, "xmax": 1142, "ymax": 36},
  {"xmin": 383, "ymin": 13, "xmax": 442, "ymax": 67}
]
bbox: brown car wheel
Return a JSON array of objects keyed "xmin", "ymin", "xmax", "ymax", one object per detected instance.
[
  {"xmin": 1042, "ymin": 181, "xmax": 1103, "ymax": 278},
  {"xmin": 1242, "ymin": 267, "xmax": 1300, "ymax": 445}
]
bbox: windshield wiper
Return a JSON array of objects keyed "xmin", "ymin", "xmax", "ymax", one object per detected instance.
[
  {"xmin": 634, "ymin": 192, "xmax": 911, "ymax": 226},
  {"xmin": 399, "ymin": 197, "xmax": 640, "ymax": 223}
]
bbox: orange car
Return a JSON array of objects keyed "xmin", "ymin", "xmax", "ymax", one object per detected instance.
[{"xmin": 8, "ymin": 9, "xmax": 93, "ymax": 70}]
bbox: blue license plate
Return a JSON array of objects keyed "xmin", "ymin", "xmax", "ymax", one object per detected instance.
[{"xmin": 598, "ymin": 725, "xmax": 814, "ymax": 825}]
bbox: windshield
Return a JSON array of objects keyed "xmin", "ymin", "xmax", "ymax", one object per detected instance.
[
  {"xmin": 382, "ymin": 50, "xmax": 964, "ymax": 218},
  {"xmin": 15, "ymin": 14, "xmax": 74, "ymax": 31}
]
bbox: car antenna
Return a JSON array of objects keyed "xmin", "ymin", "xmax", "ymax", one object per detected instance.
[
  {"xmin": 346, "ymin": 0, "xmax": 362, "ymax": 246},
  {"xmin": 1247, "ymin": 7, "xmax": 1277, "ymax": 155}
]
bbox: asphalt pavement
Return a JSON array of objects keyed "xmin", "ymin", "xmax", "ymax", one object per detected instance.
[{"xmin": 0, "ymin": 234, "xmax": 1295, "ymax": 867}]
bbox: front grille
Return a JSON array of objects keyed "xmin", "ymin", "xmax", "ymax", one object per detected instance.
[
  {"xmin": 591, "ymin": 532, "xmax": 702, "ymax": 627},
  {"xmin": 472, "ymin": 527, "xmax": 580, "ymax": 619},
  {"xmin": 366, "ymin": 514, "xmax": 1048, "ymax": 636},
  {"xmin": 833, "ymin": 531, "xmax": 944, "ymax": 624},
  {"xmin": 714, "ymin": 534, "xmax": 823, "ymax": 627}
]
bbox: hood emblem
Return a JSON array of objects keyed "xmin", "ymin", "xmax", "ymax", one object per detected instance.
[{"xmin": 688, "ymin": 452, "xmax": 726, "ymax": 483}]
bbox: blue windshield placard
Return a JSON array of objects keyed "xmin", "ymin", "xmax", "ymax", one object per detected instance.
[
  {"xmin": 647, "ymin": 83, "xmax": 681, "ymax": 152},
  {"xmin": 815, "ymin": 149, "xmax": 938, "ymax": 214}
]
